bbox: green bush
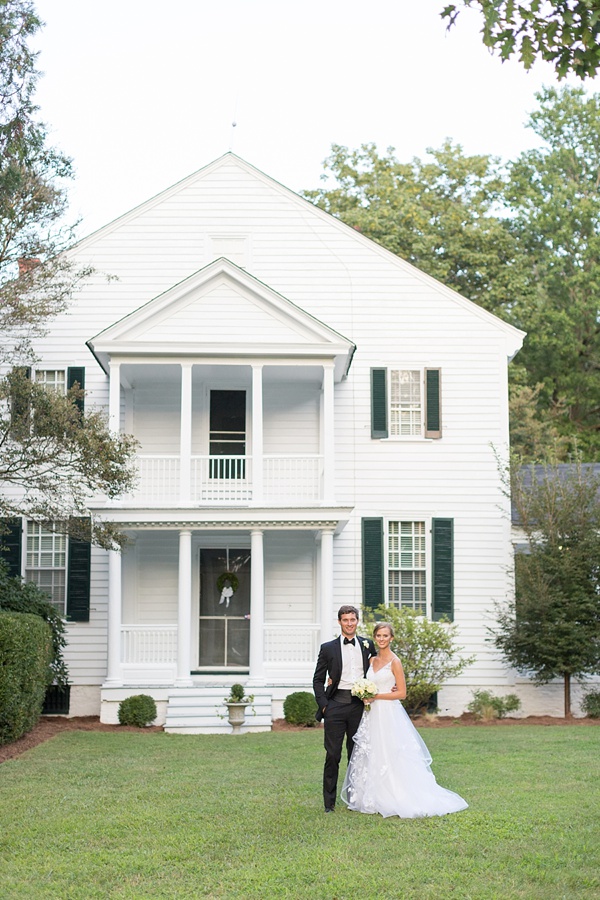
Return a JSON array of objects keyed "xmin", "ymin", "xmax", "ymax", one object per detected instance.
[
  {"xmin": 0, "ymin": 610, "xmax": 53, "ymax": 745},
  {"xmin": 118, "ymin": 694, "xmax": 157, "ymax": 727},
  {"xmin": 467, "ymin": 689, "xmax": 522, "ymax": 720},
  {"xmin": 0, "ymin": 561, "xmax": 68, "ymax": 686},
  {"xmin": 581, "ymin": 689, "xmax": 600, "ymax": 718},
  {"xmin": 362, "ymin": 605, "xmax": 475, "ymax": 714},
  {"xmin": 283, "ymin": 691, "xmax": 318, "ymax": 726},
  {"xmin": 228, "ymin": 683, "xmax": 246, "ymax": 703}
]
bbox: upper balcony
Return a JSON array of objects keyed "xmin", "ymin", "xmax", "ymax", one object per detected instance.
[
  {"xmin": 129, "ymin": 452, "xmax": 324, "ymax": 506},
  {"xmin": 86, "ymin": 258, "xmax": 356, "ymax": 510}
]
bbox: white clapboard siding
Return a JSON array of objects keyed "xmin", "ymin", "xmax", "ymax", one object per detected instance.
[{"xmin": 264, "ymin": 533, "xmax": 316, "ymax": 622}]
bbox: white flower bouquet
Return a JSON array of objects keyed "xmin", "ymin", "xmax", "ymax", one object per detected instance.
[{"xmin": 351, "ymin": 677, "xmax": 378, "ymax": 710}]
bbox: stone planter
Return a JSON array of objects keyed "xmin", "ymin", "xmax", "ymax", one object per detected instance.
[{"xmin": 225, "ymin": 701, "xmax": 250, "ymax": 734}]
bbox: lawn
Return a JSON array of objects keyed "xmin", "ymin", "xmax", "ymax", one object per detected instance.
[{"xmin": 0, "ymin": 726, "xmax": 598, "ymax": 899}]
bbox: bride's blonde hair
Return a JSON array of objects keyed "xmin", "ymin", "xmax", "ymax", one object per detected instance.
[{"xmin": 373, "ymin": 621, "xmax": 395, "ymax": 638}]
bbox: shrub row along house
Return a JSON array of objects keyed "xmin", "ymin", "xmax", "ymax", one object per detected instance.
[{"xmin": 2, "ymin": 153, "xmax": 557, "ymax": 730}]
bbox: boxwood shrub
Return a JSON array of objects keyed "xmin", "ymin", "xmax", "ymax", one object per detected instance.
[
  {"xmin": 0, "ymin": 610, "xmax": 53, "ymax": 746},
  {"xmin": 118, "ymin": 694, "xmax": 157, "ymax": 727},
  {"xmin": 283, "ymin": 691, "xmax": 318, "ymax": 726}
]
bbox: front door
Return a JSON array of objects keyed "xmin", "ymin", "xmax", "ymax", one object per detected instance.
[{"xmin": 198, "ymin": 548, "xmax": 250, "ymax": 669}]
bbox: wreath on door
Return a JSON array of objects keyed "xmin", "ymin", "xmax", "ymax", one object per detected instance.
[
  {"xmin": 216, "ymin": 572, "xmax": 239, "ymax": 594},
  {"xmin": 217, "ymin": 571, "xmax": 239, "ymax": 608}
]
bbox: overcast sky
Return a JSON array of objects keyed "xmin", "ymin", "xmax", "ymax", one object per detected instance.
[{"xmin": 33, "ymin": 0, "xmax": 600, "ymax": 238}]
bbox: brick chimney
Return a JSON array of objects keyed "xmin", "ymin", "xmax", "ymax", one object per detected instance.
[{"xmin": 18, "ymin": 258, "xmax": 41, "ymax": 275}]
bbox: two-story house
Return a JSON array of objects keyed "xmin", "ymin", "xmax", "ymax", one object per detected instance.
[{"xmin": 4, "ymin": 153, "xmax": 529, "ymax": 730}]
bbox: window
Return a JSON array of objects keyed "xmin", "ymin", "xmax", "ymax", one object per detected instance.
[
  {"xmin": 35, "ymin": 369, "xmax": 66, "ymax": 393},
  {"xmin": 388, "ymin": 521, "xmax": 427, "ymax": 613},
  {"xmin": 390, "ymin": 370, "xmax": 421, "ymax": 436},
  {"xmin": 371, "ymin": 367, "xmax": 442, "ymax": 439},
  {"xmin": 362, "ymin": 516, "xmax": 453, "ymax": 620},
  {"xmin": 25, "ymin": 521, "xmax": 67, "ymax": 614}
]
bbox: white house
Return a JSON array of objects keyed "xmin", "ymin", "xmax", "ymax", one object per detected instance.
[{"xmin": 6, "ymin": 152, "xmax": 563, "ymax": 730}]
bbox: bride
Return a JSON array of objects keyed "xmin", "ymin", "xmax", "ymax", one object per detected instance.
[{"xmin": 341, "ymin": 621, "xmax": 468, "ymax": 818}]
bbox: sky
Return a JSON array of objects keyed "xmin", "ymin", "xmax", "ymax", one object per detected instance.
[{"xmin": 32, "ymin": 0, "xmax": 600, "ymax": 238}]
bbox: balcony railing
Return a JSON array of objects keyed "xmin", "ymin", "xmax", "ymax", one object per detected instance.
[{"xmin": 129, "ymin": 454, "xmax": 323, "ymax": 505}]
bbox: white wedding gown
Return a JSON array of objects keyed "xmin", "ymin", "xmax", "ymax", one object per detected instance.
[{"xmin": 341, "ymin": 661, "xmax": 468, "ymax": 818}]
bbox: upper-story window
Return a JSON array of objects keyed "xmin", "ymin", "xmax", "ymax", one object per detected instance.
[
  {"xmin": 371, "ymin": 367, "xmax": 441, "ymax": 440},
  {"xmin": 35, "ymin": 369, "xmax": 66, "ymax": 394}
]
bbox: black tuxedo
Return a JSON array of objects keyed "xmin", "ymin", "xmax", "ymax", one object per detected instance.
[{"xmin": 313, "ymin": 635, "xmax": 377, "ymax": 809}]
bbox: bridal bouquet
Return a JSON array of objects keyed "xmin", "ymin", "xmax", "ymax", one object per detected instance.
[{"xmin": 351, "ymin": 677, "xmax": 378, "ymax": 710}]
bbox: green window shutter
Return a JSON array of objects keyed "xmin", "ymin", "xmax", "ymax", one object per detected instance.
[
  {"xmin": 371, "ymin": 368, "xmax": 388, "ymax": 438},
  {"xmin": 67, "ymin": 367, "xmax": 85, "ymax": 414},
  {"xmin": 432, "ymin": 518, "xmax": 453, "ymax": 621},
  {"xmin": 362, "ymin": 517, "xmax": 384, "ymax": 609},
  {"xmin": 0, "ymin": 518, "xmax": 23, "ymax": 578},
  {"xmin": 424, "ymin": 368, "xmax": 441, "ymax": 438},
  {"xmin": 66, "ymin": 518, "xmax": 91, "ymax": 622}
]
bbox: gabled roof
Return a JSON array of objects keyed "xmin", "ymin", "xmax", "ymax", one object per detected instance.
[
  {"xmin": 74, "ymin": 152, "xmax": 525, "ymax": 359},
  {"xmin": 87, "ymin": 257, "xmax": 355, "ymax": 380}
]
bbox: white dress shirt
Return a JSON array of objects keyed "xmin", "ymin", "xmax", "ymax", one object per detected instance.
[{"xmin": 338, "ymin": 635, "xmax": 364, "ymax": 689}]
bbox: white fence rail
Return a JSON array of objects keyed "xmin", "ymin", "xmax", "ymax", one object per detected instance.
[
  {"xmin": 263, "ymin": 624, "xmax": 321, "ymax": 664},
  {"xmin": 130, "ymin": 454, "xmax": 323, "ymax": 505},
  {"xmin": 121, "ymin": 623, "xmax": 320, "ymax": 666},
  {"xmin": 121, "ymin": 625, "xmax": 178, "ymax": 664}
]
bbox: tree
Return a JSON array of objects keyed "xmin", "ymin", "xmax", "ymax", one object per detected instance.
[
  {"xmin": 362, "ymin": 605, "xmax": 475, "ymax": 713},
  {"xmin": 493, "ymin": 458, "xmax": 600, "ymax": 716},
  {"xmin": 507, "ymin": 86, "xmax": 600, "ymax": 459},
  {"xmin": 304, "ymin": 141, "xmax": 529, "ymax": 317},
  {"xmin": 306, "ymin": 86, "xmax": 600, "ymax": 460},
  {"xmin": 442, "ymin": 1, "xmax": 600, "ymax": 79},
  {"xmin": 0, "ymin": 2, "xmax": 137, "ymax": 547}
]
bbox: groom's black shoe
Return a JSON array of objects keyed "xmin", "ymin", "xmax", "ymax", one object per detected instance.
[{"xmin": 324, "ymin": 806, "xmax": 335, "ymax": 813}]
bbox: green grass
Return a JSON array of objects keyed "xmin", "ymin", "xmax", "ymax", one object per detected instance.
[{"xmin": 0, "ymin": 726, "xmax": 599, "ymax": 899}]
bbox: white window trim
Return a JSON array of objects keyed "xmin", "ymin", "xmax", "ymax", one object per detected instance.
[
  {"xmin": 24, "ymin": 519, "xmax": 69, "ymax": 615},
  {"xmin": 379, "ymin": 367, "xmax": 435, "ymax": 441},
  {"xmin": 384, "ymin": 516, "xmax": 432, "ymax": 617}
]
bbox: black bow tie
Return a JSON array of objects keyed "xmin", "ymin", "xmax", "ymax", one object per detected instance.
[{"xmin": 343, "ymin": 637, "xmax": 356, "ymax": 646}]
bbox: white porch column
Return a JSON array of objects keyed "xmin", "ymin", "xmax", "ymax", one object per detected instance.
[
  {"xmin": 176, "ymin": 529, "xmax": 193, "ymax": 686},
  {"xmin": 322, "ymin": 363, "xmax": 335, "ymax": 503},
  {"xmin": 179, "ymin": 363, "xmax": 192, "ymax": 504},
  {"xmin": 248, "ymin": 529, "xmax": 265, "ymax": 685},
  {"xmin": 105, "ymin": 548, "xmax": 123, "ymax": 685},
  {"xmin": 320, "ymin": 528, "xmax": 335, "ymax": 643},
  {"xmin": 109, "ymin": 361, "xmax": 121, "ymax": 433},
  {"xmin": 252, "ymin": 365, "xmax": 264, "ymax": 504}
]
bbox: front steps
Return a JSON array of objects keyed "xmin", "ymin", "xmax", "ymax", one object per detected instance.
[{"xmin": 164, "ymin": 686, "xmax": 273, "ymax": 734}]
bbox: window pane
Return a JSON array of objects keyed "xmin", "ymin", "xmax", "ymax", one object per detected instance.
[
  {"xmin": 35, "ymin": 370, "xmax": 66, "ymax": 394},
  {"xmin": 390, "ymin": 370, "xmax": 421, "ymax": 437},
  {"xmin": 388, "ymin": 520, "xmax": 426, "ymax": 613},
  {"xmin": 25, "ymin": 522, "xmax": 67, "ymax": 614}
]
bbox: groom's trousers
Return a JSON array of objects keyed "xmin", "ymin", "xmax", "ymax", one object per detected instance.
[{"xmin": 322, "ymin": 693, "xmax": 364, "ymax": 808}]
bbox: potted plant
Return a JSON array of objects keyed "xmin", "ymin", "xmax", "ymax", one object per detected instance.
[{"xmin": 224, "ymin": 683, "xmax": 254, "ymax": 733}]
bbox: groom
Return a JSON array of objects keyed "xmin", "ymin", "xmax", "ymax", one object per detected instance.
[{"xmin": 313, "ymin": 605, "xmax": 377, "ymax": 812}]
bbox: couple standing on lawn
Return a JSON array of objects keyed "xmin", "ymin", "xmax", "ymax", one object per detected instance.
[{"xmin": 312, "ymin": 604, "xmax": 468, "ymax": 818}]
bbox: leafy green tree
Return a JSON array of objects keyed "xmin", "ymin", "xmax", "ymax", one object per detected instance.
[
  {"xmin": 0, "ymin": 2, "xmax": 137, "ymax": 546},
  {"xmin": 304, "ymin": 141, "xmax": 528, "ymax": 317},
  {"xmin": 362, "ymin": 605, "xmax": 475, "ymax": 713},
  {"xmin": 493, "ymin": 458, "xmax": 600, "ymax": 716},
  {"xmin": 307, "ymin": 87, "xmax": 600, "ymax": 460},
  {"xmin": 507, "ymin": 86, "xmax": 600, "ymax": 459},
  {"xmin": 442, "ymin": 1, "xmax": 600, "ymax": 79}
]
